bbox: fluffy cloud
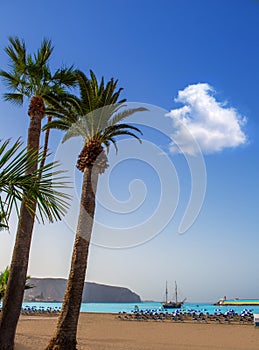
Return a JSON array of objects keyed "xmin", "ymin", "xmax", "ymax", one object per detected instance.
[{"xmin": 166, "ymin": 83, "xmax": 247, "ymax": 155}]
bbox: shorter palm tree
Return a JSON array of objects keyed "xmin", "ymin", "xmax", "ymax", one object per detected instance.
[{"xmin": 46, "ymin": 71, "xmax": 146, "ymax": 350}]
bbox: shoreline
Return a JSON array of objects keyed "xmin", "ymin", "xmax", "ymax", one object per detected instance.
[
  {"xmin": 17, "ymin": 301, "xmax": 259, "ymax": 317},
  {"xmin": 15, "ymin": 313, "xmax": 259, "ymax": 350}
]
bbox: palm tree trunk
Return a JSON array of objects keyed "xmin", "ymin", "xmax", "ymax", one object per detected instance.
[
  {"xmin": 40, "ymin": 115, "xmax": 52, "ymax": 169},
  {"xmin": 0, "ymin": 96, "xmax": 44, "ymax": 350},
  {"xmin": 0, "ymin": 202, "xmax": 37, "ymax": 350},
  {"xmin": 46, "ymin": 166, "xmax": 99, "ymax": 350}
]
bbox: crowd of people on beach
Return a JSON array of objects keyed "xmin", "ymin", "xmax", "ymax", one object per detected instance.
[
  {"xmin": 118, "ymin": 308, "xmax": 254, "ymax": 324},
  {"xmin": 20, "ymin": 306, "xmax": 61, "ymax": 316}
]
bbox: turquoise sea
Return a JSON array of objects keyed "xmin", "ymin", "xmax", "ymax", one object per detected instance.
[{"xmin": 20, "ymin": 301, "xmax": 259, "ymax": 315}]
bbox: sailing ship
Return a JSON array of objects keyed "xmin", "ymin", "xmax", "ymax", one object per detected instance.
[{"xmin": 162, "ymin": 281, "xmax": 186, "ymax": 309}]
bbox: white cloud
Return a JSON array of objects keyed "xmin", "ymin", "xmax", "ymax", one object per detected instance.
[{"xmin": 166, "ymin": 83, "xmax": 247, "ymax": 155}]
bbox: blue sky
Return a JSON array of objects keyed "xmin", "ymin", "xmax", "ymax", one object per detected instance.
[{"xmin": 0, "ymin": 0, "xmax": 259, "ymax": 302}]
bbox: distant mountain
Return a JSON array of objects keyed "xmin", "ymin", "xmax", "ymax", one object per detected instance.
[{"xmin": 24, "ymin": 278, "xmax": 141, "ymax": 303}]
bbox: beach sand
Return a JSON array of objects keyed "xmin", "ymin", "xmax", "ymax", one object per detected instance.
[{"xmin": 15, "ymin": 313, "xmax": 259, "ymax": 350}]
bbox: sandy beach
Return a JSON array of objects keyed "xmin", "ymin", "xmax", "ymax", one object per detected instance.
[{"xmin": 14, "ymin": 313, "xmax": 259, "ymax": 350}]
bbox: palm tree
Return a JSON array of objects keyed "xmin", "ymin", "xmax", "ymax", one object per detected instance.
[
  {"xmin": 0, "ymin": 138, "xmax": 70, "ymax": 350},
  {"xmin": 0, "ymin": 267, "xmax": 33, "ymax": 302},
  {"xmin": 46, "ymin": 71, "xmax": 146, "ymax": 350},
  {"xmin": 0, "ymin": 37, "xmax": 76, "ymax": 350}
]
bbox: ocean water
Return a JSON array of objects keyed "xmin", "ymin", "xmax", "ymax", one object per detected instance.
[{"xmin": 20, "ymin": 301, "xmax": 259, "ymax": 315}]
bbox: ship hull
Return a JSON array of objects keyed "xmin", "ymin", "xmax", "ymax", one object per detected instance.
[{"xmin": 162, "ymin": 301, "xmax": 184, "ymax": 309}]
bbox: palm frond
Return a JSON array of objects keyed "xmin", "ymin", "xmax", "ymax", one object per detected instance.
[
  {"xmin": 0, "ymin": 71, "xmax": 21, "ymax": 91},
  {"xmin": 1, "ymin": 36, "xmax": 78, "ymax": 107},
  {"xmin": 0, "ymin": 139, "xmax": 71, "ymax": 226},
  {"xmin": 3, "ymin": 93, "xmax": 23, "ymax": 105},
  {"xmin": 5, "ymin": 37, "xmax": 27, "ymax": 74},
  {"xmin": 43, "ymin": 119, "xmax": 71, "ymax": 131},
  {"xmin": 62, "ymin": 121, "xmax": 88, "ymax": 143},
  {"xmin": 102, "ymin": 123, "xmax": 143, "ymax": 139},
  {"xmin": 34, "ymin": 38, "xmax": 53, "ymax": 66},
  {"xmin": 52, "ymin": 66, "xmax": 77, "ymax": 88},
  {"xmin": 108, "ymin": 107, "xmax": 148, "ymax": 127},
  {"xmin": 103, "ymin": 130, "xmax": 143, "ymax": 143},
  {"xmin": 103, "ymin": 137, "xmax": 118, "ymax": 154}
]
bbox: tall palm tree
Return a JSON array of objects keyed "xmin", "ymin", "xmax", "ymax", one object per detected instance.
[
  {"xmin": 46, "ymin": 71, "xmax": 146, "ymax": 350},
  {"xmin": 0, "ymin": 37, "xmax": 76, "ymax": 350}
]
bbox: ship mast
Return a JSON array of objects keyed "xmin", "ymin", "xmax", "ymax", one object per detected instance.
[
  {"xmin": 165, "ymin": 281, "xmax": 168, "ymax": 303},
  {"xmin": 175, "ymin": 281, "xmax": 178, "ymax": 303}
]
